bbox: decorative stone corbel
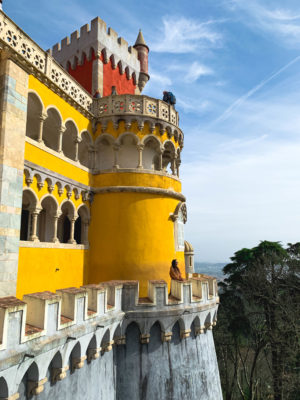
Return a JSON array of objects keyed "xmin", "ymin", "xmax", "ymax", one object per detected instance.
[
  {"xmin": 195, "ymin": 326, "xmax": 205, "ymax": 336},
  {"xmin": 72, "ymin": 355, "xmax": 87, "ymax": 370},
  {"xmin": 205, "ymin": 322, "xmax": 213, "ymax": 331},
  {"xmin": 114, "ymin": 336, "xmax": 126, "ymax": 345},
  {"xmin": 52, "ymin": 366, "xmax": 69, "ymax": 383},
  {"xmin": 58, "ymin": 188, "xmax": 64, "ymax": 196},
  {"xmin": 161, "ymin": 332, "xmax": 172, "ymax": 342},
  {"xmin": 140, "ymin": 333, "xmax": 150, "ymax": 344},
  {"xmin": 87, "ymin": 347, "xmax": 101, "ymax": 362},
  {"xmin": 27, "ymin": 377, "xmax": 48, "ymax": 397},
  {"xmin": 180, "ymin": 329, "xmax": 191, "ymax": 339},
  {"xmin": 48, "ymin": 185, "xmax": 55, "ymax": 194},
  {"xmin": 1, "ymin": 393, "xmax": 20, "ymax": 400},
  {"xmin": 25, "ymin": 177, "xmax": 33, "ymax": 186},
  {"xmin": 37, "ymin": 181, "xmax": 44, "ymax": 190},
  {"xmin": 102, "ymin": 340, "xmax": 114, "ymax": 352}
]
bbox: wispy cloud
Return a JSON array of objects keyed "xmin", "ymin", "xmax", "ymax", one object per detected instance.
[
  {"xmin": 227, "ymin": 0, "xmax": 300, "ymax": 46},
  {"xmin": 168, "ymin": 61, "xmax": 213, "ymax": 83},
  {"xmin": 151, "ymin": 16, "xmax": 223, "ymax": 53},
  {"xmin": 213, "ymin": 55, "xmax": 300, "ymax": 123}
]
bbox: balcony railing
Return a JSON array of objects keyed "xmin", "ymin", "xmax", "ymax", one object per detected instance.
[
  {"xmin": 0, "ymin": 11, "xmax": 93, "ymax": 113},
  {"xmin": 93, "ymin": 94, "xmax": 179, "ymax": 128}
]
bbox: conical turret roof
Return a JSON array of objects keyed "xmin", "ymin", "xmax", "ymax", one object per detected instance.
[{"xmin": 134, "ymin": 29, "xmax": 149, "ymax": 50}]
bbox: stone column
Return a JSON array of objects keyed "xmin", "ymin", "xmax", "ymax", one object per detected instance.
[
  {"xmin": 92, "ymin": 52, "xmax": 104, "ymax": 96},
  {"xmin": 83, "ymin": 221, "xmax": 89, "ymax": 245},
  {"xmin": 137, "ymin": 144, "xmax": 144, "ymax": 169},
  {"xmin": 171, "ymin": 156, "xmax": 176, "ymax": 175},
  {"xmin": 58, "ymin": 125, "xmax": 66, "ymax": 153},
  {"xmin": 158, "ymin": 147, "xmax": 163, "ymax": 171},
  {"xmin": 51, "ymin": 215, "xmax": 59, "ymax": 243},
  {"xmin": 29, "ymin": 208, "xmax": 41, "ymax": 242},
  {"xmin": 88, "ymin": 146, "xmax": 96, "ymax": 169},
  {"xmin": 176, "ymin": 158, "xmax": 181, "ymax": 177},
  {"xmin": 0, "ymin": 52, "xmax": 29, "ymax": 296},
  {"xmin": 68, "ymin": 217, "xmax": 76, "ymax": 244},
  {"xmin": 74, "ymin": 137, "xmax": 81, "ymax": 162},
  {"xmin": 113, "ymin": 144, "xmax": 120, "ymax": 170},
  {"xmin": 37, "ymin": 112, "xmax": 47, "ymax": 143}
]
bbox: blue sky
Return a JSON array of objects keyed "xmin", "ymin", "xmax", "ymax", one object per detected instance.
[{"xmin": 6, "ymin": 0, "xmax": 300, "ymax": 261}]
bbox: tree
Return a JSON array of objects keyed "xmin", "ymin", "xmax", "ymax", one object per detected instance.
[{"xmin": 215, "ymin": 241, "xmax": 300, "ymax": 400}]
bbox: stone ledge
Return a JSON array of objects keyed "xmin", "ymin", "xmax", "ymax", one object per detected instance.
[{"xmin": 19, "ymin": 241, "xmax": 88, "ymax": 250}]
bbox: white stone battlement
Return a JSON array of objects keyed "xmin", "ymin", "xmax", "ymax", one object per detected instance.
[
  {"xmin": 0, "ymin": 277, "xmax": 220, "ymax": 399},
  {"xmin": 51, "ymin": 17, "xmax": 140, "ymax": 78},
  {"xmin": 0, "ymin": 276, "xmax": 218, "ymax": 353}
]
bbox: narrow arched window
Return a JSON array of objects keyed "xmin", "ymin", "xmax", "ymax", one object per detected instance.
[{"xmin": 20, "ymin": 190, "xmax": 38, "ymax": 241}]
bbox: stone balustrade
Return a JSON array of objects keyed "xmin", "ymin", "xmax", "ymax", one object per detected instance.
[
  {"xmin": 0, "ymin": 11, "xmax": 93, "ymax": 114},
  {"xmin": 93, "ymin": 94, "xmax": 182, "ymax": 138}
]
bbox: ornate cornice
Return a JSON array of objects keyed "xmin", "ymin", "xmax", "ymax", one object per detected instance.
[
  {"xmin": 0, "ymin": 11, "xmax": 93, "ymax": 117},
  {"xmin": 93, "ymin": 186, "xmax": 186, "ymax": 201}
]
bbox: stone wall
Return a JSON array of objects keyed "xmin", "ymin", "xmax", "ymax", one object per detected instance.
[{"xmin": 0, "ymin": 277, "xmax": 222, "ymax": 400}]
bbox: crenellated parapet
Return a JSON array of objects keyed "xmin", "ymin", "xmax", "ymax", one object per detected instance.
[
  {"xmin": 0, "ymin": 276, "xmax": 218, "ymax": 353},
  {"xmin": 0, "ymin": 276, "xmax": 219, "ymax": 398},
  {"xmin": 51, "ymin": 17, "xmax": 140, "ymax": 80},
  {"xmin": 0, "ymin": 278, "xmax": 220, "ymax": 399}
]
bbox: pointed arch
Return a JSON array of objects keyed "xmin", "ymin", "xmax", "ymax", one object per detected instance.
[{"xmin": 0, "ymin": 376, "xmax": 8, "ymax": 398}]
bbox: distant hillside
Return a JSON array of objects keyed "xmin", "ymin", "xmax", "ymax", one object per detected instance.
[{"xmin": 194, "ymin": 262, "xmax": 227, "ymax": 281}]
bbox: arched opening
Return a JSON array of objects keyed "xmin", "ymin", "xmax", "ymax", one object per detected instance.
[
  {"xmin": 18, "ymin": 362, "xmax": 39, "ymax": 399},
  {"xmin": 78, "ymin": 131, "xmax": 92, "ymax": 168},
  {"xmin": 96, "ymin": 136, "xmax": 114, "ymax": 170},
  {"xmin": 75, "ymin": 205, "xmax": 89, "ymax": 245},
  {"xmin": 62, "ymin": 120, "xmax": 77, "ymax": 160},
  {"xmin": 162, "ymin": 141, "xmax": 175, "ymax": 174},
  {"xmin": 118, "ymin": 134, "xmax": 138, "ymax": 168},
  {"xmin": 0, "ymin": 377, "xmax": 8, "ymax": 398},
  {"xmin": 143, "ymin": 137, "xmax": 161, "ymax": 170},
  {"xmin": 42, "ymin": 108, "xmax": 62, "ymax": 151},
  {"xmin": 48, "ymin": 351, "xmax": 63, "ymax": 386},
  {"xmin": 149, "ymin": 321, "xmax": 162, "ymax": 352},
  {"xmin": 70, "ymin": 342, "xmax": 82, "ymax": 373},
  {"xmin": 20, "ymin": 190, "xmax": 38, "ymax": 241},
  {"xmin": 38, "ymin": 196, "xmax": 58, "ymax": 242},
  {"xmin": 171, "ymin": 321, "xmax": 181, "ymax": 345},
  {"xmin": 57, "ymin": 201, "xmax": 75, "ymax": 243},
  {"xmin": 25, "ymin": 92, "xmax": 43, "ymax": 141},
  {"xmin": 86, "ymin": 335, "xmax": 98, "ymax": 364}
]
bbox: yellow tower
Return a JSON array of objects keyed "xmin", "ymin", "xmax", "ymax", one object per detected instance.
[{"xmin": 89, "ymin": 96, "xmax": 185, "ymax": 295}]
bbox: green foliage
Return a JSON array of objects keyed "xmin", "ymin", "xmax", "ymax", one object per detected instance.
[{"xmin": 215, "ymin": 241, "xmax": 300, "ymax": 400}]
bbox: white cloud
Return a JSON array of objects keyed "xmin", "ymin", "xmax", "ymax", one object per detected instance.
[
  {"xmin": 151, "ymin": 16, "xmax": 223, "ymax": 53},
  {"xmin": 181, "ymin": 76, "xmax": 300, "ymax": 261},
  {"xmin": 227, "ymin": 1, "xmax": 300, "ymax": 46}
]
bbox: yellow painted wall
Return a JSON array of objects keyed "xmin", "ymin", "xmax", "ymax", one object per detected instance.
[
  {"xmin": 28, "ymin": 75, "xmax": 93, "ymax": 134},
  {"xmin": 93, "ymin": 172, "xmax": 181, "ymax": 192},
  {"xmin": 17, "ymin": 247, "xmax": 89, "ymax": 298},
  {"xmin": 88, "ymin": 192, "xmax": 185, "ymax": 296},
  {"xmin": 25, "ymin": 142, "xmax": 91, "ymax": 187},
  {"xmin": 18, "ymin": 75, "xmax": 185, "ymax": 299}
]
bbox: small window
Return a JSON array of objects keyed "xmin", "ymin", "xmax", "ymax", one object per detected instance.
[{"xmin": 176, "ymin": 209, "xmax": 185, "ymax": 250}]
